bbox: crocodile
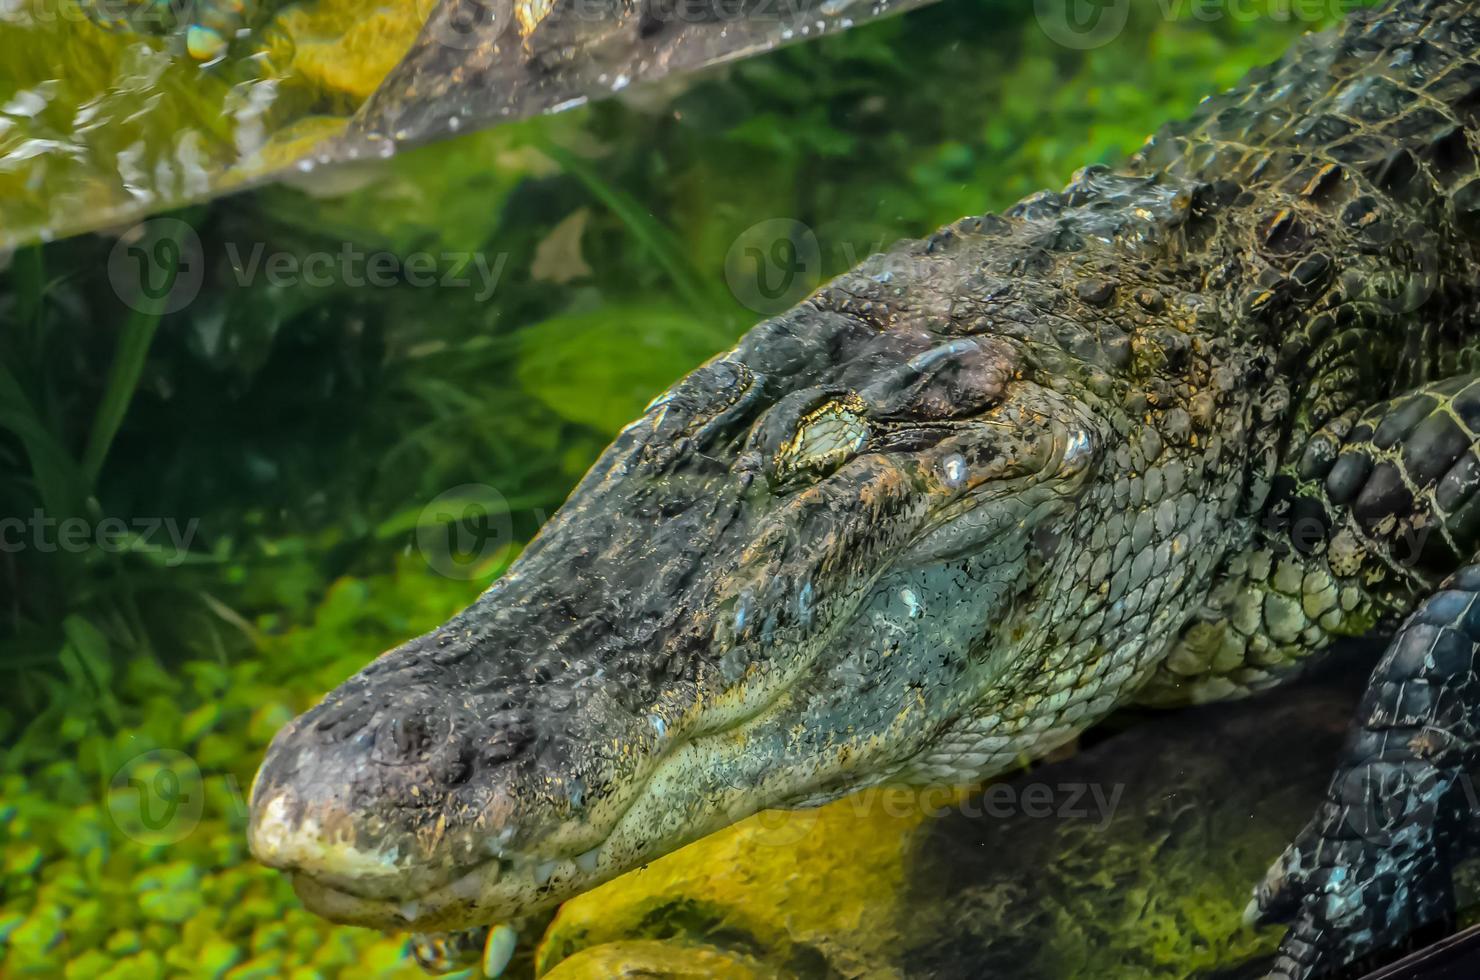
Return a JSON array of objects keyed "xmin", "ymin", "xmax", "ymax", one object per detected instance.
[{"xmin": 248, "ymin": 1, "xmax": 1480, "ymax": 976}]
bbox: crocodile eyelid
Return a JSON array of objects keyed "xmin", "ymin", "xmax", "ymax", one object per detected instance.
[
  {"xmin": 771, "ymin": 397, "xmax": 871, "ymax": 488},
  {"xmin": 906, "ymin": 338, "xmax": 980, "ymax": 373},
  {"xmin": 743, "ymin": 386, "xmax": 853, "ymax": 455}
]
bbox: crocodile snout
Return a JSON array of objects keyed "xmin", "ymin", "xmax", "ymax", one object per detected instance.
[{"xmin": 247, "ymin": 673, "xmax": 525, "ymax": 912}]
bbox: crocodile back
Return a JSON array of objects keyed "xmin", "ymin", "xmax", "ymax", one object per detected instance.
[{"xmin": 1132, "ymin": 0, "xmax": 1480, "ymax": 400}]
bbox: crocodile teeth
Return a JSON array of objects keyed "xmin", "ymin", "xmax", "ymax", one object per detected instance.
[
  {"xmin": 482, "ymin": 923, "xmax": 517, "ymax": 978},
  {"xmin": 533, "ymin": 859, "xmax": 559, "ymax": 886},
  {"xmin": 575, "ymin": 846, "xmax": 601, "ymax": 874}
]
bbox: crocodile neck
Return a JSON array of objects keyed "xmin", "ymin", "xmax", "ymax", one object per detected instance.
[{"xmin": 1131, "ymin": 0, "xmax": 1480, "ymax": 421}]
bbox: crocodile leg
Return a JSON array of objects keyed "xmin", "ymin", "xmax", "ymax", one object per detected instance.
[
  {"xmin": 1243, "ymin": 375, "xmax": 1480, "ymax": 976},
  {"xmin": 1140, "ymin": 374, "xmax": 1480, "ymax": 709},
  {"xmin": 1251, "ymin": 567, "xmax": 1480, "ymax": 979}
]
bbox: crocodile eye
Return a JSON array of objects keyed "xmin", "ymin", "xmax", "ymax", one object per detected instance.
[{"xmin": 774, "ymin": 398, "xmax": 870, "ymax": 485}]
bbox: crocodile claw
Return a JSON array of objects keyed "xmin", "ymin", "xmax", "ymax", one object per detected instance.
[
  {"xmin": 1250, "ymin": 838, "xmax": 1310, "ymax": 930},
  {"xmin": 1249, "ymin": 800, "xmax": 1456, "ymax": 980}
]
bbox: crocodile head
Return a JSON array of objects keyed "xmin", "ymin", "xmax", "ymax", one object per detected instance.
[{"xmin": 249, "ymin": 212, "xmax": 1241, "ymax": 933}]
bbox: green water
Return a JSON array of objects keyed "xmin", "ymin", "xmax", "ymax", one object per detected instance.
[{"xmin": 1, "ymin": 1, "xmax": 1354, "ymax": 976}]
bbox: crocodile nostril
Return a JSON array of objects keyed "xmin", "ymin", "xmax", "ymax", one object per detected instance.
[
  {"xmin": 442, "ymin": 749, "xmax": 473, "ymax": 788},
  {"xmin": 480, "ymin": 710, "xmax": 533, "ymax": 765},
  {"xmin": 371, "ymin": 713, "xmax": 439, "ymax": 766},
  {"xmin": 312, "ymin": 691, "xmax": 377, "ymax": 740}
]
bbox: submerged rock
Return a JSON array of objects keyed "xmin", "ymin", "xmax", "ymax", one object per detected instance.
[
  {"xmin": 535, "ymin": 653, "xmax": 1445, "ymax": 978},
  {"xmin": 544, "ymin": 940, "xmax": 781, "ymax": 979}
]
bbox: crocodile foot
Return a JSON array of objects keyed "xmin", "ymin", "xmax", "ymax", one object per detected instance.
[
  {"xmin": 1249, "ymin": 804, "xmax": 1455, "ymax": 979},
  {"xmin": 1245, "ymin": 565, "xmax": 1480, "ymax": 978}
]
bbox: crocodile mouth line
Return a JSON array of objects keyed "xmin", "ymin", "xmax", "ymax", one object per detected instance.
[
  {"xmin": 284, "ymin": 511, "xmax": 960, "ymax": 933},
  {"xmin": 288, "ymin": 691, "xmax": 776, "ymax": 929},
  {"xmin": 290, "ymin": 599, "xmax": 876, "ymax": 931}
]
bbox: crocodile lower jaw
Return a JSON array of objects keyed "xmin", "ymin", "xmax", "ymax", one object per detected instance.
[{"xmin": 288, "ymin": 840, "xmax": 615, "ymax": 932}]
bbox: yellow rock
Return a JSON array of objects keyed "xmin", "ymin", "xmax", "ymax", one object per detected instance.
[
  {"xmin": 535, "ymin": 787, "xmax": 969, "ymax": 978},
  {"xmin": 276, "ymin": 0, "xmax": 426, "ymax": 103},
  {"xmin": 542, "ymin": 940, "xmax": 779, "ymax": 980}
]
